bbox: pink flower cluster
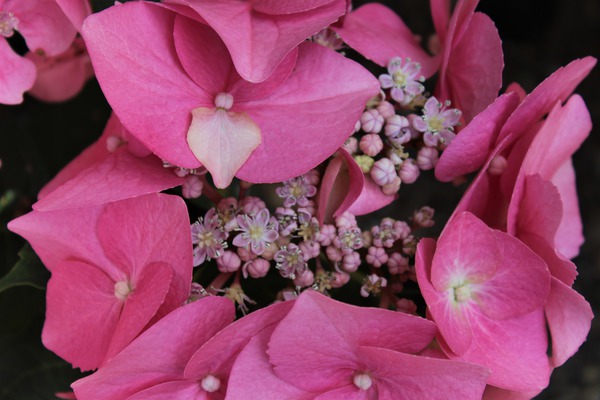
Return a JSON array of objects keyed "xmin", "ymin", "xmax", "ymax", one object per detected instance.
[{"xmin": 4, "ymin": 0, "xmax": 595, "ymax": 399}]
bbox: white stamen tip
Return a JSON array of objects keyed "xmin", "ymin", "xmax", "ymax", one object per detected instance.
[
  {"xmin": 114, "ymin": 281, "xmax": 132, "ymax": 301},
  {"xmin": 353, "ymin": 372, "xmax": 373, "ymax": 390},
  {"xmin": 214, "ymin": 92, "xmax": 234, "ymax": 110},
  {"xmin": 201, "ymin": 374, "xmax": 221, "ymax": 393}
]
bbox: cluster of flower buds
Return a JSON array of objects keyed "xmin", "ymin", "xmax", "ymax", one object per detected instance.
[{"xmin": 345, "ymin": 57, "xmax": 462, "ymax": 196}]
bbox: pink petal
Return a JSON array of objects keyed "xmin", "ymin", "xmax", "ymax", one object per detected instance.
[
  {"xmin": 25, "ymin": 39, "xmax": 93, "ymax": 103},
  {"xmin": 483, "ymin": 386, "xmax": 541, "ymax": 400},
  {"xmin": 33, "ymin": 150, "xmax": 184, "ymax": 211},
  {"xmin": 55, "ymin": 0, "xmax": 93, "ymax": 32},
  {"xmin": 72, "ymin": 297, "xmax": 235, "ymax": 400},
  {"xmin": 268, "ymin": 290, "xmax": 437, "ymax": 392},
  {"xmin": 184, "ymin": 0, "xmax": 346, "ymax": 82},
  {"xmin": 430, "ymin": 0, "xmax": 451, "ymax": 43},
  {"xmin": 346, "ymin": 174, "xmax": 396, "ymax": 216},
  {"xmin": 551, "ymin": 159, "xmax": 584, "ymax": 258},
  {"xmin": 313, "ymin": 385, "xmax": 366, "ymax": 400},
  {"xmin": 545, "ymin": 277, "xmax": 593, "ymax": 368},
  {"xmin": 436, "ymin": 12, "xmax": 503, "ymax": 122},
  {"xmin": 96, "ymin": 194, "xmax": 193, "ymax": 316},
  {"xmin": 184, "ymin": 300, "xmax": 294, "ymax": 382},
  {"xmin": 497, "ymin": 57, "xmax": 596, "ymax": 143},
  {"xmin": 187, "ymin": 107, "xmax": 261, "ymax": 188},
  {"xmin": 435, "ymin": 92, "xmax": 519, "ymax": 182},
  {"xmin": 444, "ymin": 310, "xmax": 551, "ymax": 392},
  {"xmin": 316, "ymin": 150, "xmax": 364, "ymax": 225},
  {"xmin": 358, "ymin": 346, "xmax": 489, "ymax": 400},
  {"xmin": 333, "ymin": 3, "xmax": 439, "ymax": 77},
  {"xmin": 0, "ymin": 38, "xmax": 36, "ymax": 105},
  {"xmin": 251, "ymin": 0, "xmax": 336, "ymax": 14},
  {"xmin": 7, "ymin": 0, "xmax": 77, "ymax": 56},
  {"xmin": 237, "ymin": 42, "xmax": 379, "ymax": 183},
  {"xmin": 8, "ymin": 205, "xmax": 109, "ymax": 273},
  {"xmin": 226, "ymin": 326, "xmax": 315, "ymax": 400},
  {"xmin": 126, "ymin": 381, "xmax": 205, "ymax": 400},
  {"xmin": 104, "ymin": 261, "xmax": 173, "ymax": 363},
  {"xmin": 82, "ymin": 1, "xmax": 206, "ymax": 169},
  {"xmin": 42, "ymin": 260, "xmax": 122, "ymax": 371}
]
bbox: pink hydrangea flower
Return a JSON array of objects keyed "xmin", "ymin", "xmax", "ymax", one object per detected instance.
[
  {"xmin": 378, "ymin": 56, "xmax": 425, "ymax": 105},
  {"xmin": 82, "ymin": 2, "xmax": 379, "ymax": 188},
  {"xmin": 233, "ymin": 209, "xmax": 279, "ymax": 256},
  {"xmin": 226, "ymin": 290, "xmax": 489, "ymax": 399},
  {"xmin": 413, "ymin": 96, "xmax": 462, "ymax": 146},
  {"xmin": 8, "ymin": 193, "xmax": 194, "ymax": 371}
]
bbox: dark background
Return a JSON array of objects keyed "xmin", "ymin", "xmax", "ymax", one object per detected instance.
[{"xmin": 1, "ymin": 0, "xmax": 599, "ymax": 398}]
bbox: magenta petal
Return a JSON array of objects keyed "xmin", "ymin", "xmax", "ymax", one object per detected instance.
[
  {"xmin": 104, "ymin": 262, "xmax": 173, "ymax": 363},
  {"xmin": 226, "ymin": 326, "xmax": 315, "ymax": 400},
  {"xmin": 333, "ymin": 3, "xmax": 439, "ymax": 77},
  {"xmin": 435, "ymin": 92, "xmax": 519, "ymax": 182},
  {"xmin": 126, "ymin": 381, "xmax": 205, "ymax": 400},
  {"xmin": 0, "ymin": 39, "xmax": 36, "ymax": 105},
  {"xmin": 54, "ymin": 0, "xmax": 92, "ymax": 32},
  {"xmin": 317, "ymin": 150, "xmax": 364, "ymax": 224},
  {"xmin": 82, "ymin": 1, "xmax": 206, "ymax": 168},
  {"xmin": 96, "ymin": 194, "xmax": 193, "ymax": 314},
  {"xmin": 436, "ymin": 12, "xmax": 503, "ymax": 122},
  {"xmin": 313, "ymin": 385, "xmax": 366, "ymax": 400},
  {"xmin": 25, "ymin": 40, "xmax": 93, "ymax": 103},
  {"xmin": 33, "ymin": 150, "xmax": 184, "ymax": 211},
  {"xmin": 358, "ymin": 346, "xmax": 489, "ymax": 400},
  {"xmin": 184, "ymin": 300, "xmax": 294, "ymax": 381},
  {"xmin": 186, "ymin": 0, "xmax": 346, "ymax": 82},
  {"xmin": 251, "ymin": 0, "xmax": 335, "ymax": 14},
  {"xmin": 497, "ymin": 57, "xmax": 596, "ymax": 143},
  {"xmin": 72, "ymin": 297, "xmax": 235, "ymax": 400},
  {"xmin": 546, "ymin": 277, "xmax": 593, "ymax": 368},
  {"xmin": 346, "ymin": 174, "xmax": 396, "ymax": 216},
  {"xmin": 237, "ymin": 43, "xmax": 379, "ymax": 183},
  {"xmin": 551, "ymin": 159, "xmax": 584, "ymax": 258},
  {"xmin": 268, "ymin": 290, "xmax": 437, "ymax": 392},
  {"xmin": 7, "ymin": 0, "xmax": 77, "ymax": 56},
  {"xmin": 8, "ymin": 206, "xmax": 108, "ymax": 273},
  {"xmin": 43, "ymin": 260, "xmax": 122, "ymax": 371}
]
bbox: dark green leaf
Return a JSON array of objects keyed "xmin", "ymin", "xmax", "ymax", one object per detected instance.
[{"xmin": 0, "ymin": 244, "xmax": 49, "ymax": 293}]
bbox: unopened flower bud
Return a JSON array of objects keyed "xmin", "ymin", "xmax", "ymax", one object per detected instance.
[
  {"xmin": 359, "ymin": 134, "xmax": 384, "ymax": 157},
  {"xmin": 217, "ymin": 251, "xmax": 241, "ymax": 273},
  {"xmin": 488, "ymin": 155, "xmax": 508, "ymax": 175},
  {"xmin": 242, "ymin": 258, "xmax": 270, "ymax": 278},
  {"xmin": 331, "ymin": 271, "xmax": 350, "ymax": 288},
  {"xmin": 398, "ymin": 159, "xmax": 420, "ymax": 183},
  {"xmin": 384, "ymin": 114, "xmax": 409, "ymax": 138},
  {"xmin": 382, "ymin": 176, "xmax": 401, "ymax": 195},
  {"xmin": 416, "ymin": 147, "xmax": 439, "ymax": 170},
  {"xmin": 343, "ymin": 136, "xmax": 359, "ymax": 154},
  {"xmin": 371, "ymin": 158, "xmax": 397, "ymax": 186},
  {"xmin": 360, "ymin": 109, "xmax": 384, "ymax": 133},
  {"xmin": 294, "ymin": 269, "xmax": 315, "ymax": 287},
  {"xmin": 182, "ymin": 175, "xmax": 203, "ymax": 198},
  {"xmin": 341, "ymin": 251, "xmax": 361, "ymax": 272},
  {"xmin": 354, "ymin": 155, "xmax": 374, "ymax": 173},
  {"xmin": 366, "ymin": 246, "xmax": 389, "ymax": 268}
]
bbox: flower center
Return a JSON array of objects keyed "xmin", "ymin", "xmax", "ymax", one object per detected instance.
[
  {"xmin": 214, "ymin": 92, "xmax": 233, "ymax": 110},
  {"xmin": 201, "ymin": 374, "xmax": 221, "ymax": 393},
  {"xmin": 453, "ymin": 283, "xmax": 472, "ymax": 303},
  {"xmin": 114, "ymin": 280, "xmax": 132, "ymax": 301},
  {"xmin": 353, "ymin": 372, "xmax": 373, "ymax": 390},
  {"xmin": 428, "ymin": 116, "xmax": 444, "ymax": 132},
  {"xmin": 0, "ymin": 11, "xmax": 19, "ymax": 38}
]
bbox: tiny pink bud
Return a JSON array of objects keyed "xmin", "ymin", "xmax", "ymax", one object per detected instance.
[
  {"xmin": 237, "ymin": 247, "xmax": 258, "ymax": 262},
  {"xmin": 360, "ymin": 109, "xmax": 384, "ymax": 134},
  {"xmin": 182, "ymin": 175, "xmax": 204, "ymax": 198},
  {"xmin": 387, "ymin": 252, "xmax": 409, "ymax": 274},
  {"xmin": 106, "ymin": 135, "xmax": 124, "ymax": 152},
  {"xmin": 366, "ymin": 246, "xmax": 389, "ymax": 268},
  {"xmin": 331, "ymin": 271, "xmax": 350, "ymax": 288},
  {"xmin": 304, "ymin": 169, "xmax": 321, "ymax": 186},
  {"xmin": 359, "ymin": 134, "xmax": 384, "ymax": 157},
  {"xmin": 384, "ymin": 115, "xmax": 409, "ymax": 137},
  {"xmin": 343, "ymin": 136, "xmax": 359, "ymax": 154},
  {"xmin": 239, "ymin": 196, "xmax": 266, "ymax": 215},
  {"xmin": 217, "ymin": 251, "xmax": 241, "ymax": 273},
  {"xmin": 361, "ymin": 230, "xmax": 373, "ymax": 248},
  {"xmin": 412, "ymin": 206, "xmax": 435, "ymax": 228},
  {"xmin": 217, "ymin": 197, "xmax": 238, "ymax": 212},
  {"xmin": 398, "ymin": 159, "xmax": 420, "ymax": 183},
  {"xmin": 370, "ymin": 158, "xmax": 397, "ymax": 186},
  {"xmin": 316, "ymin": 224, "xmax": 336, "ymax": 246},
  {"xmin": 488, "ymin": 155, "xmax": 508, "ymax": 175},
  {"xmin": 377, "ymin": 100, "xmax": 396, "ymax": 119},
  {"xmin": 382, "ymin": 176, "xmax": 401, "ymax": 195},
  {"xmin": 325, "ymin": 245, "xmax": 343, "ymax": 262},
  {"xmin": 242, "ymin": 258, "xmax": 270, "ymax": 278},
  {"xmin": 354, "ymin": 119, "xmax": 362, "ymax": 133},
  {"xmin": 416, "ymin": 146, "xmax": 439, "ymax": 170},
  {"xmin": 396, "ymin": 298, "xmax": 418, "ymax": 314},
  {"xmin": 341, "ymin": 251, "xmax": 361, "ymax": 273},
  {"xmin": 299, "ymin": 240, "xmax": 320, "ymax": 260},
  {"xmin": 294, "ymin": 269, "xmax": 315, "ymax": 287},
  {"xmin": 393, "ymin": 221, "xmax": 411, "ymax": 239},
  {"xmin": 335, "ymin": 212, "xmax": 357, "ymax": 230}
]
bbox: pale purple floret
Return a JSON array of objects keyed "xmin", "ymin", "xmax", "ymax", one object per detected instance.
[
  {"xmin": 191, "ymin": 208, "xmax": 228, "ymax": 266},
  {"xmin": 412, "ymin": 96, "xmax": 462, "ymax": 146},
  {"xmin": 334, "ymin": 227, "xmax": 363, "ymax": 254},
  {"xmin": 276, "ymin": 175, "xmax": 317, "ymax": 208},
  {"xmin": 378, "ymin": 57, "xmax": 425, "ymax": 105},
  {"xmin": 0, "ymin": 11, "xmax": 19, "ymax": 37},
  {"xmin": 274, "ymin": 243, "xmax": 307, "ymax": 279},
  {"xmin": 233, "ymin": 209, "xmax": 279, "ymax": 256}
]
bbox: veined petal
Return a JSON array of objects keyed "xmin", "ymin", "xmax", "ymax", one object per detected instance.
[
  {"xmin": 0, "ymin": 39, "xmax": 36, "ymax": 105},
  {"xmin": 187, "ymin": 107, "xmax": 261, "ymax": 188}
]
